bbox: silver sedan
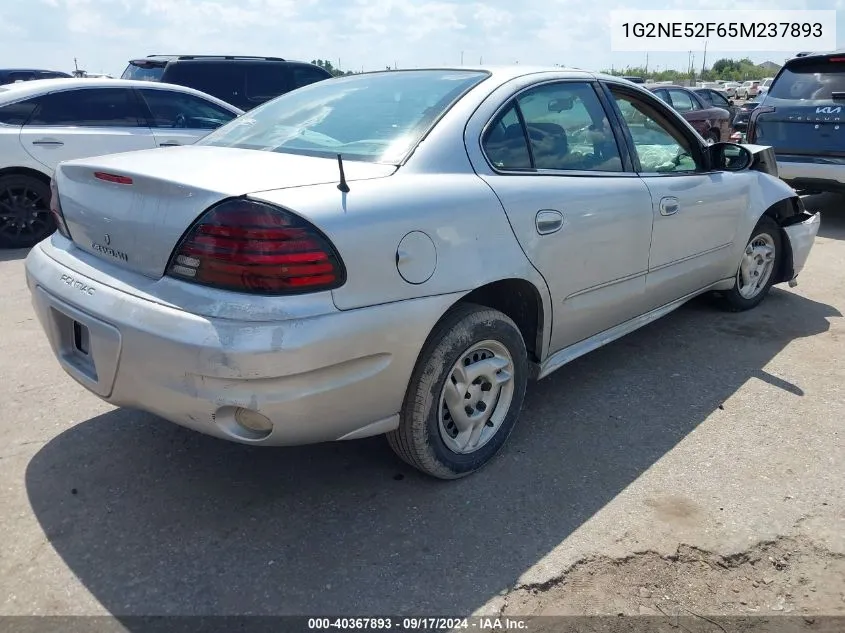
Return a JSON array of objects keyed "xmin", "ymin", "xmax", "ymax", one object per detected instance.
[{"xmin": 26, "ymin": 66, "xmax": 820, "ymax": 479}]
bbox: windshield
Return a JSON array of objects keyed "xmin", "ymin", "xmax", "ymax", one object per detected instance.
[
  {"xmin": 197, "ymin": 69, "xmax": 489, "ymax": 164},
  {"xmin": 121, "ymin": 63, "xmax": 165, "ymax": 81},
  {"xmin": 768, "ymin": 61, "xmax": 845, "ymax": 100}
]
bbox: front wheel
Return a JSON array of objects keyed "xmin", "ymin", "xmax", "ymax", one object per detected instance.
[
  {"xmin": 387, "ymin": 303, "xmax": 528, "ymax": 480},
  {"xmin": 718, "ymin": 215, "xmax": 782, "ymax": 312}
]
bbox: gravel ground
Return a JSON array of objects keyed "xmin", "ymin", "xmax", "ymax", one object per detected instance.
[{"xmin": 0, "ymin": 194, "xmax": 843, "ymax": 625}]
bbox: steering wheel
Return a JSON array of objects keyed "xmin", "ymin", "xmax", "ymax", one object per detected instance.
[{"xmin": 174, "ymin": 113, "xmax": 187, "ymax": 129}]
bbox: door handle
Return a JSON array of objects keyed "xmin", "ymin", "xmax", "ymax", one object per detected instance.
[
  {"xmin": 536, "ymin": 209, "xmax": 564, "ymax": 235},
  {"xmin": 31, "ymin": 139, "xmax": 64, "ymax": 147},
  {"xmin": 659, "ymin": 197, "xmax": 680, "ymax": 216},
  {"xmin": 159, "ymin": 142, "xmax": 181, "ymax": 147}
]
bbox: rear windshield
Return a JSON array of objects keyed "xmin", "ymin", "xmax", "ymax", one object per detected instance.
[
  {"xmin": 197, "ymin": 70, "xmax": 489, "ymax": 164},
  {"xmin": 122, "ymin": 63, "xmax": 165, "ymax": 81},
  {"xmin": 768, "ymin": 60, "xmax": 845, "ymax": 100}
]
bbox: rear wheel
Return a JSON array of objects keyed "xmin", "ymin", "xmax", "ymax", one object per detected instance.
[
  {"xmin": 387, "ymin": 303, "xmax": 528, "ymax": 480},
  {"xmin": 0, "ymin": 174, "xmax": 55, "ymax": 249},
  {"xmin": 718, "ymin": 215, "xmax": 782, "ymax": 312}
]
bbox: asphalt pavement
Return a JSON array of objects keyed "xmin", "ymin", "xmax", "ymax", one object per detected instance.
[{"xmin": 1, "ymin": 194, "xmax": 843, "ymax": 620}]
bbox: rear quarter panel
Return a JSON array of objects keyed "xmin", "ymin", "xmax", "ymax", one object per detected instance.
[{"xmin": 251, "ymin": 173, "xmax": 545, "ymax": 311}]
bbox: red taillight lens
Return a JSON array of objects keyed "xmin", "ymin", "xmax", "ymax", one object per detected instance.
[
  {"xmin": 49, "ymin": 178, "xmax": 72, "ymax": 239},
  {"xmin": 166, "ymin": 199, "xmax": 345, "ymax": 295}
]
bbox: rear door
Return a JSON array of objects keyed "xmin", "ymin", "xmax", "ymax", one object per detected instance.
[
  {"xmin": 136, "ymin": 87, "xmax": 239, "ymax": 147},
  {"xmin": 19, "ymin": 87, "xmax": 155, "ymax": 173},
  {"xmin": 474, "ymin": 80, "xmax": 655, "ymax": 353},
  {"xmin": 750, "ymin": 56, "xmax": 845, "ymax": 159}
]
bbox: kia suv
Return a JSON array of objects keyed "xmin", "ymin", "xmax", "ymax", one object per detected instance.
[
  {"xmin": 748, "ymin": 51, "xmax": 845, "ymax": 194},
  {"xmin": 121, "ymin": 55, "xmax": 332, "ymax": 110}
]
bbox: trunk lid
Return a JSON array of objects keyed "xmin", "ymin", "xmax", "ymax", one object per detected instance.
[{"xmin": 56, "ymin": 146, "xmax": 396, "ymax": 279}]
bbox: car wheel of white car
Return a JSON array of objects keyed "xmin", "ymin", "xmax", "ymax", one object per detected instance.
[
  {"xmin": 719, "ymin": 215, "xmax": 782, "ymax": 312},
  {"xmin": 387, "ymin": 303, "xmax": 528, "ymax": 479},
  {"xmin": 0, "ymin": 174, "xmax": 55, "ymax": 249}
]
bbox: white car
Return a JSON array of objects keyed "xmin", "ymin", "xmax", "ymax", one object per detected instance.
[
  {"xmin": 0, "ymin": 78, "xmax": 242, "ymax": 248},
  {"xmin": 757, "ymin": 77, "xmax": 775, "ymax": 95},
  {"xmin": 723, "ymin": 82, "xmax": 741, "ymax": 97}
]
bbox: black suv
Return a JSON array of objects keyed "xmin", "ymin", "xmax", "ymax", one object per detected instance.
[
  {"xmin": 121, "ymin": 55, "xmax": 332, "ymax": 111},
  {"xmin": 0, "ymin": 68, "xmax": 71, "ymax": 85},
  {"xmin": 748, "ymin": 50, "xmax": 845, "ymax": 194}
]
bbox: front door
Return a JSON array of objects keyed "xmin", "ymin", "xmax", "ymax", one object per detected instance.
[
  {"xmin": 474, "ymin": 80, "xmax": 654, "ymax": 353},
  {"xmin": 604, "ymin": 84, "xmax": 750, "ymax": 310}
]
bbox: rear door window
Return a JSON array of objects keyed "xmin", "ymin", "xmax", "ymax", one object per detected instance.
[
  {"xmin": 768, "ymin": 60, "xmax": 845, "ymax": 100},
  {"xmin": 27, "ymin": 88, "xmax": 146, "ymax": 127}
]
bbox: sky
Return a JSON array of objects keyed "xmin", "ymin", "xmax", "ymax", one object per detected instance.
[{"xmin": 0, "ymin": 0, "xmax": 843, "ymax": 77}]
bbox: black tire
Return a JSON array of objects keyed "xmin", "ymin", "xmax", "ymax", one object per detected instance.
[
  {"xmin": 718, "ymin": 215, "xmax": 782, "ymax": 312},
  {"xmin": 387, "ymin": 303, "xmax": 528, "ymax": 480},
  {"xmin": 0, "ymin": 174, "xmax": 55, "ymax": 249}
]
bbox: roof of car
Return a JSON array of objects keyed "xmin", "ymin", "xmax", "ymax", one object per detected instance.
[{"xmin": 0, "ymin": 78, "xmax": 244, "ymax": 112}]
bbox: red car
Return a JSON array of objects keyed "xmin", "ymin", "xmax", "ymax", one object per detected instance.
[{"xmin": 647, "ymin": 85, "xmax": 731, "ymax": 144}]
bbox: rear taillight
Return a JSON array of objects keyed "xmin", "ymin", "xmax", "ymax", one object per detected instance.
[
  {"xmin": 746, "ymin": 106, "xmax": 776, "ymax": 143},
  {"xmin": 166, "ymin": 199, "xmax": 345, "ymax": 295},
  {"xmin": 49, "ymin": 178, "xmax": 72, "ymax": 239}
]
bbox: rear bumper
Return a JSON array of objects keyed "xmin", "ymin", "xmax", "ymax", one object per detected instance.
[
  {"xmin": 25, "ymin": 241, "xmax": 458, "ymax": 446},
  {"xmin": 782, "ymin": 211, "xmax": 821, "ymax": 281},
  {"xmin": 776, "ymin": 157, "xmax": 845, "ymax": 193}
]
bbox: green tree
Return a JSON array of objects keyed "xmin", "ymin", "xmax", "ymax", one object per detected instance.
[{"xmin": 310, "ymin": 59, "xmax": 356, "ymax": 77}]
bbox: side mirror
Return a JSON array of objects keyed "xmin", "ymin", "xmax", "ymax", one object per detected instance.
[
  {"xmin": 709, "ymin": 142, "xmax": 753, "ymax": 171},
  {"xmin": 548, "ymin": 97, "xmax": 574, "ymax": 112}
]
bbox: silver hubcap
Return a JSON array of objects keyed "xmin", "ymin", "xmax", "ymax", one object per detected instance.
[
  {"xmin": 438, "ymin": 340, "xmax": 515, "ymax": 455},
  {"xmin": 737, "ymin": 232, "xmax": 776, "ymax": 299}
]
